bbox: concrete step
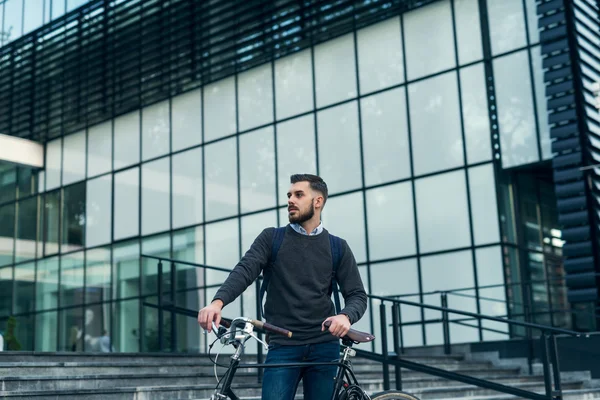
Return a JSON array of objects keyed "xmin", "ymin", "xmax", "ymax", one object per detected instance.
[{"xmin": 428, "ymin": 387, "xmax": 600, "ymax": 400}]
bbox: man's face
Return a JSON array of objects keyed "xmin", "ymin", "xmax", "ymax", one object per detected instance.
[{"xmin": 287, "ymin": 181, "xmax": 316, "ymax": 224}]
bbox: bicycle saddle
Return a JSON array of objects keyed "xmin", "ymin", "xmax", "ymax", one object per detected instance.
[{"xmin": 323, "ymin": 321, "xmax": 375, "ymax": 343}]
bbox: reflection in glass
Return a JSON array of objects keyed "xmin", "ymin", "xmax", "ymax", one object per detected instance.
[
  {"xmin": 416, "ymin": 171, "xmax": 471, "ymax": 253},
  {"xmin": 487, "ymin": 0, "xmax": 527, "ymax": 55},
  {"xmin": 46, "ymin": 138, "xmax": 62, "ymax": 190},
  {"xmin": 0, "ymin": 204, "xmax": 15, "ymax": 267},
  {"xmin": 357, "ymin": 17, "xmax": 404, "ymax": 94},
  {"xmin": 525, "ymin": 0, "xmax": 540, "ymax": 44},
  {"xmin": 141, "ymin": 158, "xmax": 170, "ymax": 235},
  {"xmin": 14, "ymin": 261, "xmax": 35, "ymax": 314},
  {"xmin": 62, "ymin": 131, "xmax": 87, "ymax": 186},
  {"xmin": 114, "ymin": 111, "xmax": 141, "ymax": 170},
  {"xmin": 60, "ymin": 307, "xmax": 84, "ymax": 351},
  {"xmin": 276, "ymin": 115, "xmax": 317, "ymax": 205},
  {"xmin": 322, "ymin": 192, "xmax": 367, "ymax": 263},
  {"xmin": 205, "ymin": 138, "xmax": 238, "ymax": 221},
  {"xmin": 494, "ymin": 51, "xmax": 538, "ymax": 168},
  {"xmin": 275, "ymin": 49, "xmax": 313, "ymax": 120},
  {"xmin": 172, "ymin": 89, "xmax": 202, "ymax": 152},
  {"xmin": 35, "ymin": 311, "xmax": 58, "ymax": 351},
  {"xmin": 0, "ymin": 164, "xmax": 16, "ymax": 204},
  {"xmin": 460, "ymin": 63, "xmax": 492, "ymax": 164},
  {"xmin": 314, "ymin": 34, "xmax": 357, "ymax": 108},
  {"xmin": 317, "ymin": 102, "xmax": 362, "ymax": 194},
  {"xmin": 15, "ymin": 196, "xmax": 38, "ymax": 263},
  {"xmin": 475, "ymin": 246, "xmax": 509, "ymax": 340},
  {"xmin": 238, "ymin": 64, "xmax": 273, "ymax": 131},
  {"xmin": 141, "ymin": 234, "xmax": 170, "ymax": 297},
  {"xmin": 205, "ymin": 219, "xmax": 239, "ymax": 285},
  {"xmin": 468, "ymin": 164, "xmax": 500, "ymax": 245},
  {"xmin": 240, "ymin": 127, "xmax": 276, "ymax": 213},
  {"xmin": 36, "ymin": 256, "xmax": 59, "ymax": 311},
  {"xmin": 454, "ymin": 0, "xmax": 483, "ymax": 65},
  {"xmin": 62, "ymin": 182, "xmax": 86, "ymax": 253},
  {"xmin": 204, "ymin": 77, "xmax": 237, "ymax": 142},
  {"xmin": 44, "ymin": 191, "xmax": 61, "ymax": 255},
  {"xmin": 409, "ymin": 72, "xmax": 463, "ymax": 175},
  {"xmin": 241, "ymin": 211, "xmax": 277, "ymax": 254},
  {"xmin": 366, "ymin": 183, "xmax": 416, "ymax": 260},
  {"xmin": 86, "ymin": 247, "xmax": 111, "ymax": 304},
  {"xmin": 60, "ymin": 251, "xmax": 85, "ymax": 308},
  {"xmin": 17, "ymin": 166, "xmax": 38, "ymax": 198},
  {"xmin": 0, "ymin": 267, "xmax": 12, "ymax": 316},
  {"xmin": 87, "ymin": 121, "xmax": 112, "ymax": 177},
  {"xmin": 114, "ymin": 299, "xmax": 140, "ymax": 352},
  {"xmin": 114, "ymin": 168, "xmax": 140, "ymax": 240},
  {"xmin": 86, "ymin": 175, "xmax": 112, "ymax": 247},
  {"xmin": 113, "ymin": 240, "xmax": 140, "ymax": 299},
  {"xmin": 4, "ymin": 0, "xmax": 23, "ymax": 42},
  {"xmin": 80, "ymin": 304, "xmax": 111, "ymax": 352},
  {"xmin": 530, "ymin": 46, "xmax": 552, "ymax": 160},
  {"xmin": 172, "ymin": 148, "xmax": 203, "ymax": 229},
  {"xmin": 404, "ymin": 0, "xmax": 455, "ymax": 80},
  {"xmin": 172, "ymin": 227, "xmax": 204, "ymax": 295},
  {"xmin": 360, "ymin": 88, "xmax": 410, "ymax": 186},
  {"xmin": 142, "ymin": 100, "xmax": 170, "ymax": 161},
  {"xmin": 12, "ymin": 314, "xmax": 34, "ymax": 350}
]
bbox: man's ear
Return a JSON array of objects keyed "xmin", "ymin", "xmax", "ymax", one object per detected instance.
[{"xmin": 314, "ymin": 195, "xmax": 325, "ymax": 210}]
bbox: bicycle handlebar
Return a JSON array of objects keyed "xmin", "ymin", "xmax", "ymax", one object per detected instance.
[{"xmin": 219, "ymin": 317, "xmax": 293, "ymax": 338}]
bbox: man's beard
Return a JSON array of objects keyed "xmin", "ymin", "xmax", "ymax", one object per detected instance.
[{"xmin": 288, "ymin": 203, "xmax": 315, "ymax": 224}]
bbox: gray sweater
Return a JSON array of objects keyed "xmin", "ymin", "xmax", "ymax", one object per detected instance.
[{"xmin": 213, "ymin": 225, "xmax": 368, "ymax": 345}]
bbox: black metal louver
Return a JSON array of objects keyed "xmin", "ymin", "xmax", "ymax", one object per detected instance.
[{"xmin": 537, "ymin": 0, "xmax": 600, "ymax": 305}]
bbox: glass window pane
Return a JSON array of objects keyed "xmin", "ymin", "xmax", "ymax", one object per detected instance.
[
  {"xmin": 43, "ymin": 191, "xmax": 60, "ymax": 255},
  {"xmin": 114, "ymin": 168, "xmax": 139, "ymax": 240},
  {"xmin": 114, "ymin": 299, "xmax": 140, "ymax": 352},
  {"xmin": 357, "ymin": 17, "xmax": 404, "ymax": 94},
  {"xmin": 314, "ymin": 33, "xmax": 357, "ymax": 108},
  {"xmin": 172, "ymin": 89, "xmax": 202, "ymax": 152},
  {"xmin": 205, "ymin": 219, "xmax": 239, "ymax": 285},
  {"xmin": 67, "ymin": 0, "xmax": 87, "ymax": 12},
  {"xmin": 141, "ymin": 234, "xmax": 170, "ymax": 296},
  {"xmin": 404, "ymin": 0, "xmax": 455, "ymax": 80},
  {"xmin": 276, "ymin": 115, "xmax": 317, "ymax": 206},
  {"xmin": 35, "ymin": 311, "xmax": 57, "ymax": 351},
  {"xmin": 360, "ymin": 87, "xmax": 410, "ymax": 186},
  {"xmin": 416, "ymin": 171, "xmax": 471, "ymax": 253},
  {"xmin": 172, "ymin": 148, "xmax": 203, "ymax": 229},
  {"xmin": 494, "ymin": 51, "xmax": 538, "ymax": 168},
  {"xmin": 204, "ymin": 77, "xmax": 237, "ymax": 142},
  {"xmin": 469, "ymin": 164, "xmax": 500, "ymax": 245},
  {"xmin": 62, "ymin": 182, "xmax": 86, "ymax": 252},
  {"xmin": 367, "ymin": 183, "xmax": 416, "ymax": 260},
  {"xmin": 17, "ymin": 166, "xmax": 37, "ymax": 199},
  {"xmin": 241, "ymin": 210, "xmax": 277, "ymax": 254},
  {"xmin": 23, "ymin": 0, "xmax": 44, "ymax": 35},
  {"xmin": 460, "ymin": 63, "xmax": 492, "ymax": 164},
  {"xmin": 36, "ymin": 256, "xmax": 59, "ymax": 311},
  {"xmin": 4, "ymin": 0, "xmax": 23, "ymax": 42},
  {"xmin": 15, "ymin": 196, "xmax": 38, "ymax": 263},
  {"xmin": 531, "ymin": 46, "xmax": 552, "ymax": 160},
  {"xmin": 141, "ymin": 157, "xmax": 170, "ymax": 235},
  {"xmin": 63, "ymin": 136, "xmax": 89, "ymax": 190},
  {"xmin": 38, "ymin": 170, "xmax": 45, "ymax": 193},
  {"xmin": 317, "ymin": 102, "xmax": 362, "ymax": 194},
  {"xmin": 454, "ymin": 0, "xmax": 483, "ymax": 65},
  {"xmin": 275, "ymin": 49, "xmax": 313, "ymax": 120},
  {"xmin": 0, "ymin": 204, "xmax": 15, "ymax": 267},
  {"xmin": 87, "ymin": 121, "xmax": 112, "ymax": 178},
  {"xmin": 61, "ymin": 307, "xmax": 83, "ymax": 351},
  {"xmin": 238, "ymin": 64, "xmax": 273, "ymax": 132},
  {"xmin": 525, "ymin": 0, "xmax": 540, "ymax": 44},
  {"xmin": 86, "ymin": 247, "xmax": 111, "ymax": 304},
  {"xmin": 409, "ymin": 72, "xmax": 464, "ymax": 175},
  {"xmin": 240, "ymin": 127, "xmax": 276, "ymax": 213},
  {"xmin": 86, "ymin": 175, "xmax": 112, "ymax": 248},
  {"xmin": 83, "ymin": 303, "xmax": 112, "ymax": 352},
  {"xmin": 322, "ymin": 192, "xmax": 366, "ymax": 264},
  {"xmin": 114, "ymin": 111, "xmax": 140, "ymax": 170},
  {"xmin": 46, "ymin": 138, "xmax": 62, "ymax": 190},
  {"xmin": 113, "ymin": 240, "xmax": 140, "ymax": 299},
  {"xmin": 172, "ymin": 226, "xmax": 204, "ymax": 294},
  {"xmin": 52, "ymin": 0, "xmax": 66, "ymax": 19},
  {"xmin": 15, "ymin": 261, "xmax": 35, "ymax": 314},
  {"xmin": 205, "ymin": 138, "xmax": 238, "ymax": 221},
  {"xmin": 475, "ymin": 246, "xmax": 509, "ymax": 340},
  {"xmin": 61, "ymin": 251, "xmax": 84, "ymax": 307},
  {"xmin": 487, "ymin": 0, "xmax": 527, "ymax": 55},
  {"xmin": 0, "ymin": 3, "xmax": 3, "ymax": 46},
  {"xmin": 0, "ymin": 267, "xmax": 12, "ymax": 316},
  {"xmin": 141, "ymin": 100, "xmax": 170, "ymax": 161},
  {"xmin": 0, "ymin": 165, "xmax": 16, "ymax": 204}
]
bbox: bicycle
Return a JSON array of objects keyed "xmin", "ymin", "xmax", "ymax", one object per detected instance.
[{"xmin": 207, "ymin": 316, "xmax": 420, "ymax": 400}]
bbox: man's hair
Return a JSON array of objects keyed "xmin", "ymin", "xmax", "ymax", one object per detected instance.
[{"xmin": 290, "ymin": 174, "xmax": 328, "ymax": 205}]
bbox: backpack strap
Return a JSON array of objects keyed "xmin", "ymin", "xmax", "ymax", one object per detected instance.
[
  {"xmin": 259, "ymin": 226, "xmax": 286, "ymax": 320},
  {"xmin": 328, "ymin": 234, "xmax": 343, "ymax": 314}
]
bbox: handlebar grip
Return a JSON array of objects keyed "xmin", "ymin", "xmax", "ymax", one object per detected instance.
[{"xmin": 251, "ymin": 320, "xmax": 293, "ymax": 338}]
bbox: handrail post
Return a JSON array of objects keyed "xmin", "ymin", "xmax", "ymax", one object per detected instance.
[
  {"xmin": 158, "ymin": 261, "xmax": 164, "ymax": 352},
  {"xmin": 549, "ymin": 333, "xmax": 562, "ymax": 399},
  {"xmin": 380, "ymin": 303, "xmax": 390, "ymax": 391},
  {"xmin": 525, "ymin": 285, "xmax": 534, "ymax": 374},
  {"xmin": 441, "ymin": 292, "xmax": 451, "ymax": 355},
  {"xmin": 391, "ymin": 303, "xmax": 402, "ymax": 391},
  {"xmin": 255, "ymin": 279, "xmax": 264, "ymax": 383},
  {"xmin": 541, "ymin": 332, "xmax": 553, "ymax": 399},
  {"xmin": 170, "ymin": 261, "xmax": 176, "ymax": 352}
]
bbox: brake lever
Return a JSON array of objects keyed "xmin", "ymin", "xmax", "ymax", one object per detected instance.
[{"xmin": 248, "ymin": 331, "xmax": 269, "ymax": 351}]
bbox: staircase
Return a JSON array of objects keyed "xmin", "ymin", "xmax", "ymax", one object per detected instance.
[{"xmin": 0, "ymin": 352, "xmax": 598, "ymax": 399}]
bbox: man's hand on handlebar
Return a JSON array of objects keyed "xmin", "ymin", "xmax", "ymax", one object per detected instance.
[
  {"xmin": 198, "ymin": 299, "xmax": 224, "ymax": 333},
  {"xmin": 322, "ymin": 314, "xmax": 351, "ymax": 338}
]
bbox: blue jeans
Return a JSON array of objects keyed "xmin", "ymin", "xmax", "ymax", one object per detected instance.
[{"xmin": 262, "ymin": 341, "xmax": 340, "ymax": 400}]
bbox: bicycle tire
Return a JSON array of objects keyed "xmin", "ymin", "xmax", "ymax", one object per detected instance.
[{"xmin": 369, "ymin": 389, "xmax": 421, "ymax": 400}]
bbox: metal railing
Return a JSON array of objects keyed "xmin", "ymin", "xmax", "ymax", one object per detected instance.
[{"xmin": 141, "ymin": 254, "xmax": 590, "ymax": 400}]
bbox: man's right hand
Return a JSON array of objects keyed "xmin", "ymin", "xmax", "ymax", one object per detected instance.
[{"xmin": 197, "ymin": 300, "xmax": 224, "ymax": 333}]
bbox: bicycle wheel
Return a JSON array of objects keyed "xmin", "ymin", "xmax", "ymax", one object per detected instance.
[{"xmin": 369, "ymin": 389, "xmax": 421, "ymax": 400}]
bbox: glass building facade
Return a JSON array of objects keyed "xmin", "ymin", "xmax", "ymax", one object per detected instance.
[{"xmin": 0, "ymin": 0, "xmax": 597, "ymax": 353}]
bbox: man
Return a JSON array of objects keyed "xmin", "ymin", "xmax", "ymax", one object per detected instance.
[{"xmin": 198, "ymin": 174, "xmax": 367, "ymax": 400}]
